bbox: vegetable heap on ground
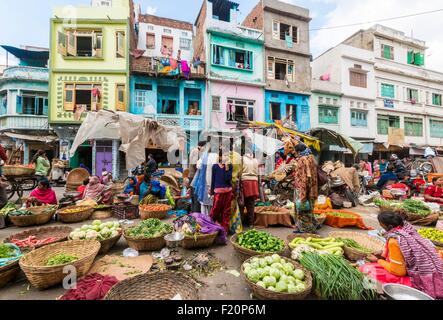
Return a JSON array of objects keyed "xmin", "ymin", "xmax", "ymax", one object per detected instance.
[
  {"xmin": 60, "ymin": 206, "xmax": 91, "ymax": 214},
  {"xmin": 375, "ymin": 198, "xmax": 431, "ymax": 217},
  {"xmin": 244, "ymin": 254, "xmax": 308, "ymax": 294},
  {"xmin": 125, "ymin": 218, "xmax": 173, "ymax": 239},
  {"xmin": 290, "ymin": 237, "xmax": 344, "ymax": 260},
  {"xmin": 0, "ymin": 243, "xmax": 15, "ymax": 259},
  {"xmin": 237, "ymin": 230, "xmax": 285, "ymax": 253},
  {"xmin": 139, "ymin": 204, "xmax": 171, "ymax": 212},
  {"xmin": 418, "ymin": 228, "xmax": 443, "ymax": 243},
  {"xmin": 299, "ymin": 252, "xmax": 378, "ymax": 300},
  {"xmin": 69, "ymin": 220, "xmax": 122, "ymax": 241},
  {"xmin": 0, "ymin": 203, "xmax": 16, "ymax": 216},
  {"xmin": 10, "ymin": 236, "xmax": 60, "ymax": 248},
  {"xmin": 46, "ymin": 254, "xmax": 78, "ymax": 266},
  {"xmin": 8, "ymin": 209, "xmax": 33, "ymax": 217}
]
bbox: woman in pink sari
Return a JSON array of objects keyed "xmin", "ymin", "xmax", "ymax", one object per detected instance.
[
  {"xmin": 360, "ymin": 211, "xmax": 443, "ymax": 299},
  {"xmin": 83, "ymin": 176, "xmax": 113, "ymax": 205},
  {"xmin": 28, "ymin": 178, "xmax": 57, "ymax": 206}
]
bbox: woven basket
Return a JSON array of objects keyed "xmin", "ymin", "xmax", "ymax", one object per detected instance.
[
  {"xmin": 112, "ymin": 204, "xmax": 139, "ymax": 220},
  {"xmin": 3, "ymin": 226, "xmax": 73, "ymax": 250},
  {"xmin": 329, "ymin": 231, "xmax": 384, "ymax": 261},
  {"xmin": 57, "ymin": 206, "xmax": 94, "ymax": 224},
  {"xmin": 241, "ymin": 255, "xmax": 312, "ymax": 300},
  {"xmin": 230, "ymin": 233, "xmax": 286, "ymax": 260},
  {"xmin": 181, "ymin": 232, "xmax": 218, "ymax": 249},
  {"xmin": 91, "ymin": 210, "xmax": 113, "ymax": 220},
  {"xmin": 0, "ymin": 260, "xmax": 20, "ymax": 288},
  {"xmin": 9, "ymin": 211, "xmax": 55, "ymax": 228},
  {"xmin": 98, "ymin": 232, "xmax": 122, "ymax": 254},
  {"xmin": 123, "ymin": 232, "xmax": 166, "ymax": 251},
  {"xmin": 66, "ymin": 168, "xmax": 89, "ymax": 186},
  {"xmin": 19, "ymin": 240, "xmax": 100, "ymax": 290},
  {"xmin": 112, "ymin": 183, "xmax": 125, "ymax": 195},
  {"xmin": 104, "ymin": 271, "xmax": 199, "ymax": 300},
  {"xmin": 27, "ymin": 206, "xmax": 58, "ymax": 215},
  {"xmin": 3, "ymin": 166, "xmax": 35, "ymax": 177},
  {"xmin": 139, "ymin": 207, "xmax": 171, "ymax": 220}
]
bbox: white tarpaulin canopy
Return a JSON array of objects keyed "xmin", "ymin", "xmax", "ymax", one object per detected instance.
[{"xmin": 69, "ymin": 111, "xmax": 186, "ymax": 170}]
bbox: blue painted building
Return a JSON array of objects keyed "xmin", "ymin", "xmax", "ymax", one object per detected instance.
[{"xmin": 0, "ymin": 45, "xmax": 55, "ymax": 164}]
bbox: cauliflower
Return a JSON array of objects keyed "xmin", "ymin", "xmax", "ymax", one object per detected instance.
[
  {"xmin": 110, "ymin": 230, "xmax": 119, "ymax": 238},
  {"xmin": 100, "ymin": 227, "xmax": 112, "ymax": 239},
  {"xmin": 70, "ymin": 230, "xmax": 86, "ymax": 240},
  {"xmin": 85, "ymin": 230, "xmax": 99, "ymax": 240}
]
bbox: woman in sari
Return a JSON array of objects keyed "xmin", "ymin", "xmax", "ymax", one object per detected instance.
[
  {"xmin": 83, "ymin": 176, "xmax": 113, "ymax": 205},
  {"xmin": 292, "ymin": 143, "xmax": 319, "ymax": 233},
  {"xmin": 28, "ymin": 178, "xmax": 57, "ymax": 206},
  {"xmin": 360, "ymin": 212, "xmax": 443, "ymax": 299},
  {"xmin": 124, "ymin": 176, "xmax": 138, "ymax": 195}
]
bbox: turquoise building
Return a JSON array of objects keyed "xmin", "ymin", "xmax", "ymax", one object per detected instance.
[{"xmin": 0, "ymin": 45, "xmax": 55, "ymax": 164}]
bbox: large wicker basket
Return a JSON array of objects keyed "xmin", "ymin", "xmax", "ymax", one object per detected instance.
[
  {"xmin": 3, "ymin": 226, "xmax": 73, "ymax": 250},
  {"xmin": 231, "ymin": 233, "xmax": 286, "ymax": 261},
  {"xmin": 57, "ymin": 206, "xmax": 94, "ymax": 224},
  {"xmin": 123, "ymin": 232, "xmax": 166, "ymax": 251},
  {"xmin": 139, "ymin": 206, "xmax": 171, "ymax": 220},
  {"xmin": 329, "ymin": 231, "xmax": 384, "ymax": 261},
  {"xmin": 241, "ymin": 255, "xmax": 312, "ymax": 300},
  {"xmin": 9, "ymin": 210, "xmax": 55, "ymax": 228},
  {"xmin": 3, "ymin": 166, "xmax": 35, "ymax": 177},
  {"xmin": 19, "ymin": 240, "xmax": 100, "ymax": 290},
  {"xmin": 104, "ymin": 271, "xmax": 199, "ymax": 300},
  {"xmin": 66, "ymin": 168, "xmax": 89, "ymax": 187},
  {"xmin": 181, "ymin": 232, "xmax": 218, "ymax": 249},
  {"xmin": 0, "ymin": 260, "xmax": 20, "ymax": 288},
  {"xmin": 99, "ymin": 233, "xmax": 122, "ymax": 254}
]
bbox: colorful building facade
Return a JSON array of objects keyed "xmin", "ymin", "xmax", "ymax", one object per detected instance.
[
  {"xmin": 49, "ymin": 0, "xmax": 131, "ymax": 177},
  {"xmin": 194, "ymin": 0, "xmax": 265, "ymax": 131}
]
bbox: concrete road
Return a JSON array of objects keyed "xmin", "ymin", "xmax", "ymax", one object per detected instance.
[{"xmin": 0, "ymin": 188, "xmax": 382, "ymax": 300}]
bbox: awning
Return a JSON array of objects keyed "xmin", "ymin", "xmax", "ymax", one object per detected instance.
[
  {"xmin": 309, "ymin": 128, "xmax": 363, "ymax": 156},
  {"xmin": 3, "ymin": 132, "xmax": 58, "ymax": 143},
  {"xmin": 360, "ymin": 143, "xmax": 374, "ymax": 154}
]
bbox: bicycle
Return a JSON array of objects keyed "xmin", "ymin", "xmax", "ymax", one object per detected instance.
[{"xmin": 5, "ymin": 176, "xmax": 38, "ymax": 200}]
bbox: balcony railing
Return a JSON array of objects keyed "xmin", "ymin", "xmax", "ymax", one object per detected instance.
[
  {"xmin": 143, "ymin": 114, "xmax": 204, "ymax": 131},
  {"xmin": 131, "ymin": 56, "xmax": 206, "ymax": 78},
  {"xmin": 207, "ymin": 19, "xmax": 264, "ymax": 42},
  {"xmin": 0, "ymin": 114, "xmax": 49, "ymax": 131},
  {"xmin": 2, "ymin": 66, "xmax": 48, "ymax": 82}
]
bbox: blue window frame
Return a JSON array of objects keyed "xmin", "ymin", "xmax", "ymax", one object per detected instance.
[
  {"xmin": 212, "ymin": 44, "xmax": 253, "ymax": 71},
  {"xmin": 351, "ymin": 110, "xmax": 368, "ymax": 127}
]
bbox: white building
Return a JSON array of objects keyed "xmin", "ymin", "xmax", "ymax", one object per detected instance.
[
  {"xmin": 311, "ymin": 43, "xmax": 377, "ymax": 142},
  {"xmin": 342, "ymin": 24, "xmax": 443, "ymax": 154}
]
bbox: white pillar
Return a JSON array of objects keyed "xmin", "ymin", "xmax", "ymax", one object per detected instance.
[{"xmin": 112, "ymin": 139, "xmax": 119, "ymax": 180}]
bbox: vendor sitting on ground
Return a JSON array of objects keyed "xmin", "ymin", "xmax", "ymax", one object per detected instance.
[
  {"xmin": 124, "ymin": 176, "xmax": 138, "ymax": 195},
  {"xmin": 139, "ymin": 174, "xmax": 166, "ymax": 204},
  {"xmin": 424, "ymin": 177, "xmax": 443, "ymax": 205},
  {"xmin": 27, "ymin": 178, "xmax": 58, "ymax": 206},
  {"xmin": 376, "ymin": 164, "xmax": 398, "ymax": 190},
  {"xmin": 386, "ymin": 172, "xmax": 411, "ymax": 199},
  {"xmin": 360, "ymin": 211, "xmax": 443, "ymax": 299},
  {"xmin": 411, "ymin": 173, "xmax": 426, "ymax": 196},
  {"xmin": 77, "ymin": 178, "xmax": 89, "ymax": 199},
  {"xmin": 83, "ymin": 176, "xmax": 113, "ymax": 205}
]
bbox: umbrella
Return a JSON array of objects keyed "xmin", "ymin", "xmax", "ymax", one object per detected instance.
[{"xmin": 309, "ymin": 128, "xmax": 364, "ymax": 156}]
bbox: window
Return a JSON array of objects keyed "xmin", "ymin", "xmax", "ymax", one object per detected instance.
[
  {"xmin": 272, "ymin": 21, "xmax": 298, "ymax": 43},
  {"xmin": 318, "ymin": 106, "xmax": 339, "ymax": 124},
  {"xmin": 350, "ymin": 101, "xmax": 354, "ymax": 107},
  {"xmin": 326, "ymin": 98, "xmax": 331, "ymax": 105},
  {"xmin": 381, "ymin": 44, "xmax": 394, "ymax": 60},
  {"xmin": 161, "ymin": 36, "xmax": 173, "ymax": 56},
  {"xmin": 63, "ymin": 83, "xmax": 102, "ymax": 112},
  {"xmin": 406, "ymin": 88, "xmax": 419, "ymax": 103},
  {"xmin": 333, "ymin": 99, "xmax": 338, "ymax": 106},
  {"xmin": 179, "ymin": 38, "xmax": 191, "ymax": 50},
  {"xmin": 147, "ymin": 25, "xmax": 154, "ymax": 31},
  {"xmin": 226, "ymin": 99, "xmax": 255, "ymax": 122},
  {"xmin": 163, "ymin": 28, "xmax": 172, "ymax": 34},
  {"xmin": 157, "ymin": 86, "xmax": 179, "ymax": 114},
  {"xmin": 116, "ymin": 84, "xmax": 126, "ymax": 111},
  {"xmin": 17, "ymin": 95, "xmax": 48, "ymax": 116},
  {"xmin": 351, "ymin": 110, "xmax": 368, "ymax": 127},
  {"xmin": 404, "ymin": 118, "xmax": 423, "ymax": 137},
  {"xmin": 432, "ymin": 93, "xmax": 442, "ymax": 106},
  {"xmin": 349, "ymin": 68, "xmax": 367, "ymax": 88},
  {"xmin": 270, "ymin": 102, "xmax": 281, "ymax": 121},
  {"xmin": 267, "ymin": 56, "xmax": 294, "ymax": 81},
  {"xmin": 286, "ymin": 104, "xmax": 297, "ymax": 122},
  {"xmin": 135, "ymin": 84, "xmax": 153, "ymax": 111},
  {"xmin": 377, "ymin": 115, "xmax": 400, "ymax": 135},
  {"xmin": 381, "ymin": 83, "xmax": 395, "ymax": 98},
  {"xmin": 116, "ymin": 31, "xmax": 125, "ymax": 57},
  {"xmin": 407, "ymin": 50, "xmax": 425, "ymax": 66},
  {"xmin": 212, "ymin": 45, "xmax": 253, "ymax": 71},
  {"xmin": 58, "ymin": 30, "xmax": 103, "ymax": 58},
  {"xmin": 182, "ymin": 31, "xmax": 188, "ymax": 37},
  {"xmin": 146, "ymin": 33, "xmax": 155, "ymax": 49},
  {"xmin": 430, "ymin": 119, "xmax": 443, "ymax": 138},
  {"xmin": 318, "ymin": 97, "xmax": 324, "ymax": 104},
  {"xmin": 212, "ymin": 96, "xmax": 221, "ymax": 111}
]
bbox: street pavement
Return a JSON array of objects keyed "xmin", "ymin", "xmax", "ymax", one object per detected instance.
[{"xmin": 0, "ymin": 187, "xmax": 382, "ymax": 300}]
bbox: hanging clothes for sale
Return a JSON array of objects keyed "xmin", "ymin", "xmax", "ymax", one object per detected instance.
[{"xmin": 181, "ymin": 60, "xmax": 191, "ymax": 79}]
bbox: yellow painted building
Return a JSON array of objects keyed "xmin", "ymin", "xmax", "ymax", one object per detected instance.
[{"xmin": 49, "ymin": 0, "xmax": 131, "ymax": 176}]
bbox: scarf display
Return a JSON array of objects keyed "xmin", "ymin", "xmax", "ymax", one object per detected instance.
[{"xmin": 387, "ymin": 222, "xmax": 443, "ymax": 299}]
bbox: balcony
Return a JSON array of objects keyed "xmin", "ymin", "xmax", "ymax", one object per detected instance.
[
  {"xmin": 131, "ymin": 56, "xmax": 206, "ymax": 79},
  {"xmin": 1, "ymin": 66, "xmax": 48, "ymax": 82},
  {"xmin": 207, "ymin": 19, "xmax": 264, "ymax": 42},
  {"xmin": 145, "ymin": 114, "xmax": 204, "ymax": 131},
  {"xmin": 0, "ymin": 114, "xmax": 49, "ymax": 131}
]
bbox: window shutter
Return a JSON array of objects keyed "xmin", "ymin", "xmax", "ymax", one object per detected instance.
[
  {"xmin": 267, "ymin": 57, "xmax": 275, "ymax": 78},
  {"xmin": 407, "ymin": 51, "xmax": 414, "ymax": 64},
  {"xmin": 272, "ymin": 21, "xmax": 279, "ymax": 39},
  {"xmin": 57, "ymin": 31, "xmax": 67, "ymax": 56},
  {"xmin": 92, "ymin": 32, "xmax": 103, "ymax": 58},
  {"xmin": 116, "ymin": 85, "xmax": 126, "ymax": 111},
  {"xmin": 64, "ymin": 85, "xmax": 75, "ymax": 111},
  {"xmin": 43, "ymin": 98, "xmax": 49, "ymax": 115},
  {"xmin": 117, "ymin": 32, "xmax": 125, "ymax": 57},
  {"xmin": 67, "ymin": 31, "xmax": 77, "ymax": 56},
  {"xmin": 292, "ymin": 26, "xmax": 298, "ymax": 43},
  {"xmin": 146, "ymin": 33, "xmax": 155, "ymax": 49},
  {"xmin": 16, "ymin": 96, "xmax": 23, "ymax": 114}
]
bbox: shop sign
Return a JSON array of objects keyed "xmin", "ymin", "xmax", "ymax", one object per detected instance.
[{"xmin": 384, "ymin": 99, "xmax": 394, "ymax": 108}]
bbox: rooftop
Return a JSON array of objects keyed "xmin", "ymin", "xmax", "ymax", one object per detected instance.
[{"xmin": 139, "ymin": 14, "xmax": 194, "ymax": 32}]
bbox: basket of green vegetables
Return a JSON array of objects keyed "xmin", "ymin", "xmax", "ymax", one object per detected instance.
[
  {"xmin": 329, "ymin": 231, "xmax": 384, "ymax": 261},
  {"xmin": 123, "ymin": 218, "xmax": 173, "ymax": 251},
  {"xmin": 231, "ymin": 230, "xmax": 286, "ymax": 261}
]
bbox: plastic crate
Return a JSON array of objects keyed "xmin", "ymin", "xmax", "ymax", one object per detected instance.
[{"xmin": 112, "ymin": 204, "xmax": 140, "ymax": 220}]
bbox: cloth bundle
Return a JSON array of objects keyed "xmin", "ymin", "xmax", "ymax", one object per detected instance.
[{"xmin": 60, "ymin": 273, "xmax": 119, "ymax": 300}]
